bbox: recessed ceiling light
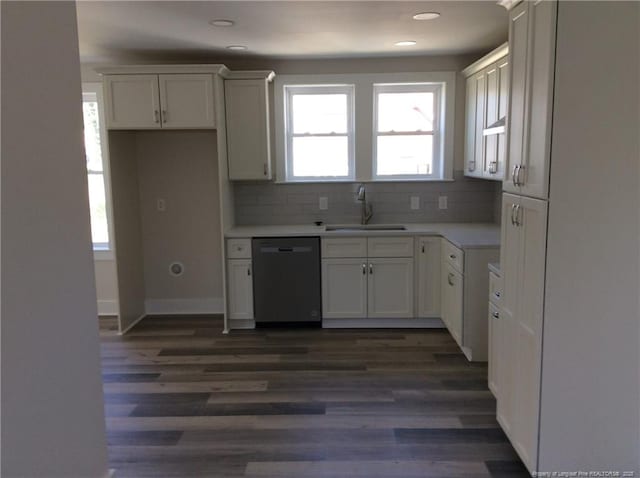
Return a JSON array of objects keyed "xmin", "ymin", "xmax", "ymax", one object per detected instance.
[
  {"xmin": 209, "ymin": 19, "xmax": 234, "ymax": 27},
  {"xmin": 395, "ymin": 40, "xmax": 417, "ymax": 47},
  {"xmin": 413, "ymin": 12, "xmax": 441, "ymax": 21},
  {"xmin": 226, "ymin": 45, "xmax": 247, "ymax": 51}
]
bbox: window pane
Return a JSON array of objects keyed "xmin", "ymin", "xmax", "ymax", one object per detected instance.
[
  {"xmin": 292, "ymin": 94, "xmax": 347, "ymax": 134},
  {"xmin": 377, "ymin": 92, "xmax": 434, "ymax": 132},
  {"xmin": 292, "ymin": 137, "xmax": 349, "ymax": 177},
  {"xmin": 376, "ymin": 135, "xmax": 433, "ymax": 176},
  {"xmin": 87, "ymin": 174, "xmax": 110, "ymax": 246},
  {"xmin": 83, "ymin": 99, "xmax": 103, "ymax": 172}
]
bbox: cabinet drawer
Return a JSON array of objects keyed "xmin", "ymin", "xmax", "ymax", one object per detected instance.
[
  {"xmin": 489, "ymin": 271, "xmax": 503, "ymax": 307},
  {"xmin": 367, "ymin": 237, "xmax": 414, "ymax": 258},
  {"xmin": 322, "ymin": 237, "xmax": 367, "ymax": 258},
  {"xmin": 227, "ymin": 238, "xmax": 251, "ymax": 259},
  {"xmin": 443, "ymin": 239, "xmax": 464, "ymax": 272}
]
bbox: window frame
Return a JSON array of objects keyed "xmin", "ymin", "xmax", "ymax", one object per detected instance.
[
  {"xmin": 372, "ymin": 82, "xmax": 444, "ymax": 181},
  {"xmin": 82, "ymin": 82, "xmax": 115, "ymax": 260},
  {"xmin": 283, "ymin": 84, "xmax": 355, "ymax": 182},
  {"xmin": 274, "ymin": 72, "xmax": 456, "ymax": 183}
]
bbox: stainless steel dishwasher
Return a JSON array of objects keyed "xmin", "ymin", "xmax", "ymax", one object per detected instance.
[{"xmin": 252, "ymin": 237, "xmax": 322, "ymax": 327}]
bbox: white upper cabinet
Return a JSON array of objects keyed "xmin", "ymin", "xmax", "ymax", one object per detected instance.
[
  {"xmin": 463, "ymin": 43, "xmax": 509, "ymax": 181},
  {"xmin": 104, "ymin": 73, "xmax": 216, "ymax": 130},
  {"xmin": 105, "ymin": 75, "xmax": 161, "ymax": 129},
  {"xmin": 505, "ymin": 0, "xmax": 557, "ymax": 199},
  {"xmin": 225, "ymin": 78, "xmax": 272, "ymax": 180},
  {"xmin": 158, "ymin": 74, "xmax": 215, "ymax": 129},
  {"xmin": 483, "ymin": 59, "xmax": 509, "ymax": 179}
]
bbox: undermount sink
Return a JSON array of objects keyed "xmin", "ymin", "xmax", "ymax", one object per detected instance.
[{"xmin": 325, "ymin": 224, "xmax": 406, "ymax": 232}]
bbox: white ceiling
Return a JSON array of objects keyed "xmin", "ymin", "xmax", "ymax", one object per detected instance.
[{"xmin": 76, "ymin": 1, "xmax": 508, "ymax": 63}]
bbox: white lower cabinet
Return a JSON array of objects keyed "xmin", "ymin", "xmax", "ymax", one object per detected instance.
[
  {"xmin": 440, "ymin": 238, "xmax": 499, "ymax": 361},
  {"xmin": 488, "ymin": 301, "xmax": 501, "ymax": 397},
  {"xmin": 227, "ymin": 259, "xmax": 253, "ymax": 320},
  {"xmin": 416, "ymin": 237, "xmax": 441, "ymax": 318},
  {"xmin": 367, "ymin": 258, "xmax": 414, "ymax": 318},
  {"xmin": 441, "ymin": 262, "xmax": 463, "ymax": 344},
  {"xmin": 321, "ymin": 259, "xmax": 368, "ymax": 319},
  {"xmin": 321, "ymin": 237, "xmax": 415, "ymax": 319},
  {"xmin": 498, "ymin": 193, "xmax": 548, "ymax": 471}
]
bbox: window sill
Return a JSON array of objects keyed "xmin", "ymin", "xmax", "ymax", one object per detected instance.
[
  {"xmin": 93, "ymin": 249, "xmax": 115, "ymax": 261},
  {"xmin": 274, "ymin": 177, "xmax": 455, "ymax": 185}
]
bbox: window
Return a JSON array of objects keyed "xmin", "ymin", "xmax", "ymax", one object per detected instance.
[
  {"xmin": 82, "ymin": 84, "xmax": 112, "ymax": 253},
  {"xmin": 374, "ymin": 83, "xmax": 443, "ymax": 179},
  {"xmin": 275, "ymin": 72, "xmax": 455, "ymax": 182},
  {"xmin": 284, "ymin": 85, "xmax": 354, "ymax": 181}
]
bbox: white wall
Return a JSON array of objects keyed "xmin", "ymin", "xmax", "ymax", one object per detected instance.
[
  {"xmin": 539, "ymin": 1, "xmax": 639, "ymax": 473},
  {"xmin": 95, "ymin": 258, "xmax": 119, "ymax": 315},
  {"xmin": 1, "ymin": 1, "xmax": 109, "ymax": 476},
  {"xmin": 135, "ymin": 131, "xmax": 223, "ymax": 314}
]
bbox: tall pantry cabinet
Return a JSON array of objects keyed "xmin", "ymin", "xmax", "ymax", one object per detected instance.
[
  {"xmin": 497, "ymin": 0, "xmax": 556, "ymax": 471},
  {"xmin": 496, "ymin": 0, "xmax": 640, "ymax": 474}
]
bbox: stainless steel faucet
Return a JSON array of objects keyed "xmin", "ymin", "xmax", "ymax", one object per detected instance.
[{"xmin": 356, "ymin": 184, "xmax": 373, "ymax": 225}]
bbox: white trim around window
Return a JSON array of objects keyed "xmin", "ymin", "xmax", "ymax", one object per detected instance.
[
  {"xmin": 373, "ymin": 82, "xmax": 444, "ymax": 181},
  {"xmin": 283, "ymin": 84, "xmax": 355, "ymax": 182},
  {"xmin": 82, "ymin": 82, "xmax": 116, "ymax": 260},
  {"xmin": 274, "ymin": 72, "xmax": 456, "ymax": 183}
]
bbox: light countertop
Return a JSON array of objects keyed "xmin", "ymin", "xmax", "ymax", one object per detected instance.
[{"xmin": 225, "ymin": 222, "xmax": 500, "ymax": 249}]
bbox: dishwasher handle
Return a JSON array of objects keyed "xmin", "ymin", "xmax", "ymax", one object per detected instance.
[{"xmin": 260, "ymin": 246, "xmax": 313, "ymax": 254}]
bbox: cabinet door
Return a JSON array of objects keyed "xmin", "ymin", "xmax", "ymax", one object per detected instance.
[
  {"xmin": 227, "ymin": 259, "xmax": 253, "ymax": 320},
  {"xmin": 465, "ymin": 70, "xmax": 486, "ymax": 178},
  {"xmin": 322, "ymin": 259, "xmax": 367, "ymax": 319},
  {"xmin": 504, "ymin": 1, "xmax": 529, "ymax": 194},
  {"xmin": 512, "ymin": 195, "xmax": 548, "ymax": 470},
  {"xmin": 104, "ymin": 75, "xmax": 161, "ymax": 129},
  {"xmin": 225, "ymin": 79, "xmax": 271, "ymax": 180},
  {"xmin": 441, "ymin": 262, "xmax": 463, "ymax": 345},
  {"xmin": 488, "ymin": 302, "xmax": 501, "ymax": 398},
  {"xmin": 520, "ymin": 0, "xmax": 557, "ymax": 200},
  {"xmin": 495, "ymin": 58, "xmax": 509, "ymax": 180},
  {"xmin": 416, "ymin": 237, "xmax": 441, "ymax": 318},
  {"xmin": 484, "ymin": 63, "xmax": 500, "ymax": 179},
  {"xmin": 367, "ymin": 258, "xmax": 414, "ymax": 319},
  {"xmin": 464, "ymin": 75, "xmax": 478, "ymax": 176},
  {"xmin": 473, "ymin": 69, "xmax": 488, "ymax": 177},
  {"xmin": 158, "ymin": 74, "xmax": 215, "ymax": 128},
  {"xmin": 497, "ymin": 193, "xmax": 520, "ymax": 438}
]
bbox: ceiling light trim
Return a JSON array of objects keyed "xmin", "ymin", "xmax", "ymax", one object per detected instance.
[
  {"xmin": 209, "ymin": 19, "xmax": 234, "ymax": 27},
  {"xmin": 412, "ymin": 12, "xmax": 441, "ymax": 21}
]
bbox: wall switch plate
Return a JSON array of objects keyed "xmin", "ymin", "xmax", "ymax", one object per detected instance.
[
  {"xmin": 438, "ymin": 195, "xmax": 448, "ymax": 210},
  {"xmin": 319, "ymin": 196, "xmax": 329, "ymax": 210},
  {"xmin": 157, "ymin": 198, "xmax": 166, "ymax": 212},
  {"xmin": 410, "ymin": 196, "xmax": 420, "ymax": 210}
]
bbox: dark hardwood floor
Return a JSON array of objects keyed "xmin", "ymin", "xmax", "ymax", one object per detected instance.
[{"xmin": 100, "ymin": 316, "xmax": 529, "ymax": 478}]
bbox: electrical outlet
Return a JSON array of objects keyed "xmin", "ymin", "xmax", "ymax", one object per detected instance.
[
  {"xmin": 438, "ymin": 195, "xmax": 448, "ymax": 210},
  {"xmin": 157, "ymin": 198, "xmax": 166, "ymax": 212},
  {"xmin": 319, "ymin": 196, "xmax": 329, "ymax": 210},
  {"xmin": 410, "ymin": 196, "xmax": 420, "ymax": 210}
]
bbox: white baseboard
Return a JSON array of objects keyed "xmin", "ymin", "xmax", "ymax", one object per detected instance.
[
  {"xmin": 144, "ymin": 297, "xmax": 224, "ymax": 316},
  {"xmin": 97, "ymin": 299, "xmax": 119, "ymax": 316},
  {"xmin": 322, "ymin": 317, "xmax": 445, "ymax": 328},
  {"xmin": 228, "ymin": 318, "xmax": 256, "ymax": 330},
  {"xmin": 118, "ymin": 314, "xmax": 146, "ymax": 335}
]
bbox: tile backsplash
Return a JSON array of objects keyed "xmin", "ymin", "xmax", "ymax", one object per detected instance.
[{"xmin": 234, "ymin": 171, "xmax": 501, "ymax": 226}]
